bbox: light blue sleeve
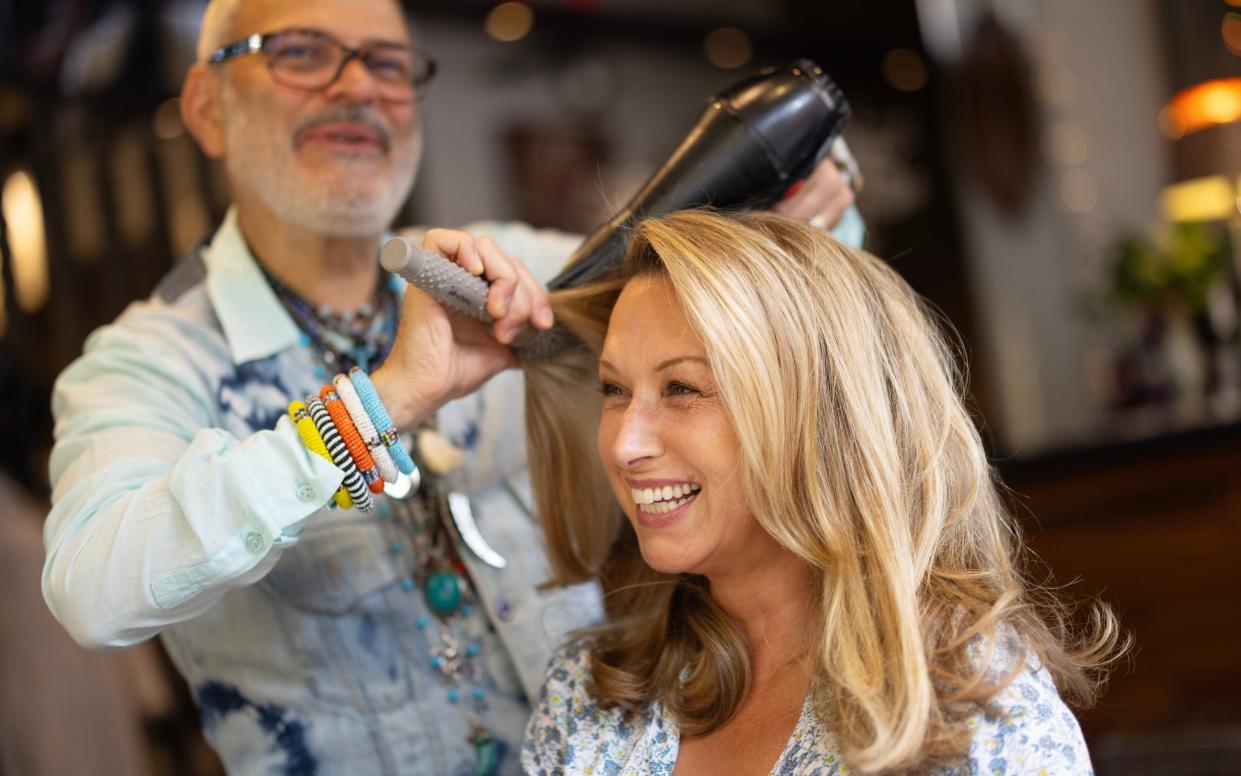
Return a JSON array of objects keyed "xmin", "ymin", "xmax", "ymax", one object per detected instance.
[
  {"xmin": 831, "ymin": 205, "xmax": 867, "ymax": 250},
  {"xmin": 43, "ymin": 315, "xmax": 343, "ymax": 651}
]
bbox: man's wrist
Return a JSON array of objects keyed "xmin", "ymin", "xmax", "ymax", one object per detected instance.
[{"xmin": 368, "ymin": 367, "xmax": 429, "ymax": 431}]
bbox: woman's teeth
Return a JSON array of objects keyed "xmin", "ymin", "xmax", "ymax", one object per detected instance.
[{"xmin": 631, "ymin": 483, "xmax": 701, "ymax": 512}]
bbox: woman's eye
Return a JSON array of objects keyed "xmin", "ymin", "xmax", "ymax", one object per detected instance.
[
  {"xmin": 597, "ymin": 381, "xmax": 625, "ymax": 398},
  {"xmin": 665, "ymin": 381, "xmax": 698, "ymax": 397}
]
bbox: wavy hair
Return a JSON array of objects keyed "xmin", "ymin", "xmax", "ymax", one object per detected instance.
[{"xmin": 523, "ymin": 210, "xmax": 1125, "ymax": 772}]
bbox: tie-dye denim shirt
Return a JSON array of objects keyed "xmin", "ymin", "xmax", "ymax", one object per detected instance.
[{"xmin": 44, "ymin": 210, "xmax": 600, "ymax": 774}]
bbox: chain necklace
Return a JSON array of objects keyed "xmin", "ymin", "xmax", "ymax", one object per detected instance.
[{"xmin": 259, "ymin": 259, "xmax": 502, "ymax": 773}]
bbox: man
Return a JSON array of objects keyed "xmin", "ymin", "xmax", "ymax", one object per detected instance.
[{"xmin": 43, "ymin": 0, "xmax": 858, "ymax": 772}]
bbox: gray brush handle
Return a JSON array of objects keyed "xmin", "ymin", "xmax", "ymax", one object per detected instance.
[{"xmin": 380, "ymin": 236, "xmax": 579, "ymax": 361}]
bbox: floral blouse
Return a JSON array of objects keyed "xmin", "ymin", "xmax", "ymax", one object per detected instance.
[{"xmin": 522, "ymin": 639, "xmax": 1094, "ymax": 775}]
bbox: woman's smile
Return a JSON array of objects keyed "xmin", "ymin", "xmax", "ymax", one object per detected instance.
[{"xmin": 628, "ymin": 480, "xmax": 702, "ymax": 526}]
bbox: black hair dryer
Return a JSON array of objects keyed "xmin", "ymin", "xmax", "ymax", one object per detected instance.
[
  {"xmin": 381, "ymin": 60, "xmax": 852, "ymax": 360},
  {"xmin": 546, "ymin": 58, "xmax": 851, "ymax": 291}
]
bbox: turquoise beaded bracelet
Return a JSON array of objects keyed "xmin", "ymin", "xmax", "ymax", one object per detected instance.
[{"xmin": 349, "ymin": 367, "xmax": 415, "ymax": 475}]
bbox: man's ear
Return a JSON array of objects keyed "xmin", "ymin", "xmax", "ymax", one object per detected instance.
[{"xmin": 180, "ymin": 64, "xmax": 226, "ymax": 159}]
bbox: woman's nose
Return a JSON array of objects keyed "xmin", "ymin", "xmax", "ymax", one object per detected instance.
[{"xmin": 608, "ymin": 402, "xmax": 664, "ymax": 468}]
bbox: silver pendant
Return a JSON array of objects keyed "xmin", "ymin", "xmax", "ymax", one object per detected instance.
[
  {"xmin": 447, "ymin": 492, "xmax": 506, "ymax": 569},
  {"xmin": 430, "ymin": 629, "xmax": 464, "ymax": 681},
  {"xmin": 382, "ymin": 462, "xmax": 421, "ymax": 500}
]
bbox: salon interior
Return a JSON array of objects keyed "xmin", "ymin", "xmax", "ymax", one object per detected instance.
[{"xmin": 1, "ymin": 0, "xmax": 1239, "ymax": 773}]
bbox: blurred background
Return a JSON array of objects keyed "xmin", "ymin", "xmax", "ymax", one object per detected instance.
[{"xmin": 2, "ymin": 0, "xmax": 1240, "ymax": 773}]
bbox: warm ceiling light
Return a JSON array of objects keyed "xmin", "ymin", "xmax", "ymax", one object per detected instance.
[
  {"xmin": 1059, "ymin": 168, "xmax": 1097, "ymax": 214},
  {"xmin": 881, "ymin": 49, "xmax": 928, "ymax": 92},
  {"xmin": 1224, "ymin": 13, "xmax": 1241, "ymax": 55},
  {"xmin": 1, "ymin": 169, "xmax": 49, "ymax": 314},
  {"xmin": 1162, "ymin": 77, "xmax": 1241, "ymax": 136},
  {"xmin": 485, "ymin": 2, "xmax": 534, "ymax": 43},
  {"xmin": 1160, "ymin": 175, "xmax": 1238, "ymax": 223},
  {"xmin": 152, "ymin": 97, "xmax": 184, "ymax": 140},
  {"xmin": 703, "ymin": 28, "xmax": 753, "ymax": 70}
]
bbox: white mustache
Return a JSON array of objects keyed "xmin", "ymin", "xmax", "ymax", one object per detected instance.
[{"xmin": 293, "ymin": 109, "xmax": 392, "ymax": 150}]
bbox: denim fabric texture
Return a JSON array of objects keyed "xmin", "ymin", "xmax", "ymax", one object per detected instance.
[{"xmin": 45, "ymin": 211, "xmax": 599, "ymax": 774}]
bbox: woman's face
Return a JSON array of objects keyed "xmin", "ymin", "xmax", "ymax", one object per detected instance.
[{"xmin": 597, "ymin": 274, "xmax": 766, "ymax": 577}]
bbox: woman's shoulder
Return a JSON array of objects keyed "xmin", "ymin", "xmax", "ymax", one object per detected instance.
[
  {"xmin": 536, "ymin": 638, "xmax": 596, "ymax": 707},
  {"xmin": 522, "ymin": 638, "xmax": 673, "ymax": 775},
  {"xmin": 947, "ymin": 639, "xmax": 1094, "ymax": 776}
]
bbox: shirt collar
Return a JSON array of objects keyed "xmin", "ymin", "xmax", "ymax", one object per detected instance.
[
  {"xmin": 202, "ymin": 208, "xmax": 400, "ymax": 365},
  {"xmin": 202, "ymin": 208, "xmax": 303, "ymax": 365}
]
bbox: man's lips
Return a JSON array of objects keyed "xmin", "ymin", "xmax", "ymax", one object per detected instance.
[{"xmin": 296, "ymin": 121, "xmax": 389, "ymax": 152}]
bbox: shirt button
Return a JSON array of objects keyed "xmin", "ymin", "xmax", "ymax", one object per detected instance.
[
  {"xmin": 295, "ymin": 482, "xmax": 316, "ymax": 503},
  {"xmin": 495, "ymin": 598, "xmax": 513, "ymax": 622},
  {"xmin": 245, "ymin": 532, "xmax": 266, "ymax": 553}
]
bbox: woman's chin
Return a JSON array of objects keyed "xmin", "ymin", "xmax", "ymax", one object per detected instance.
[{"xmin": 635, "ymin": 533, "xmax": 702, "ymax": 575}]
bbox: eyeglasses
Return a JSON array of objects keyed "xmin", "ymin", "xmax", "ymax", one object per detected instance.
[{"xmin": 209, "ymin": 28, "xmax": 437, "ymax": 101}]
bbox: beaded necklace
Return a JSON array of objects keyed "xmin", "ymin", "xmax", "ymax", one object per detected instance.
[
  {"xmin": 257, "ymin": 261, "xmax": 400, "ymax": 377},
  {"xmin": 257, "ymin": 261, "xmax": 501, "ymax": 773},
  {"xmin": 378, "ymin": 448, "xmax": 502, "ymax": 775}
]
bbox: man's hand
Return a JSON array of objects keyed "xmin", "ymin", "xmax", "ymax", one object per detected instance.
[
  {"xmin": 370, "ymin": 229, "xmax": 554, "ymax": 430},
  {"xmin": 771, "ymin": 155, "xmax": 856, "ymax": 231}
]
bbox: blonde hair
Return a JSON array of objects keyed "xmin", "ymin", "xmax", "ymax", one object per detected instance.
[{"xmin": 524, "ymin": 210, "xmax": 1125, "ymax": 773}]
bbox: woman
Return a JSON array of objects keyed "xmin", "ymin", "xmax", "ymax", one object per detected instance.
[{"xmin": 519, "ymin": 210, "xmax": 1124, "ymax": 774}]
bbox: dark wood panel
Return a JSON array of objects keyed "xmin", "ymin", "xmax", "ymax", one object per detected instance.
[{"xmin": 1002, "ymin": 426, "xmax": 1241, "ymax": 745}]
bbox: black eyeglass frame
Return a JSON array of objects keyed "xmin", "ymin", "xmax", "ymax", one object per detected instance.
[{"xmin": 207, "ymin": 28, "xmax": 438, "ymax": 97}]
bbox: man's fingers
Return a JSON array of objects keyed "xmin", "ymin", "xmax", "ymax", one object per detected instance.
[
  {"xmin": 421, "ymin": 228, "xmax": 486, "ymax": 275},
  {"xmin": 510, "ymin": 257, "xmax": 554, "ymax": 330},
  {"xmin": 773, "ymin": 160, "xmax": 852, "ymax": 227},
  {"xmin": 416, "ymin": 228, "xmax": 550, "ymax": 343}
]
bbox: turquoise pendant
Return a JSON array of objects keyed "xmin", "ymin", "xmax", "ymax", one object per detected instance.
[
  {"xmin": 469, "ymin": 724, "xmax": 499, "ymax": 776},
  {"xmin": 473, "ymin": 737, "xmax": 499, "ymax": 776},
  {"xmin": 425, "ymin": 570, "xmax": 463, "ymax": 615}
]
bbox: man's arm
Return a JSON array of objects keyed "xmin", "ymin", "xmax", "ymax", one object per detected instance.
[{"xmin": 43, "ymin": 313, "xmax": 342, "ymax": 650}]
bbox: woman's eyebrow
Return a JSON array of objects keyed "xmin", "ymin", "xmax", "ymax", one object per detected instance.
[
  {"xmin": 655, "ymin": 356, "xmax": 709, "ymax": 372},
  {"xmin": 598, "ymin": 355, "xmax": 708, "ymax": 373}
]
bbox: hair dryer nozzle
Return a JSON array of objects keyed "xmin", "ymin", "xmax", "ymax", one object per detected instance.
[{"xmin": 547, "ymin": 59, "xmax": 851, "ymax": 292}]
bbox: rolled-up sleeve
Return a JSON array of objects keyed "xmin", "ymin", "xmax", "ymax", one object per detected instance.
[{"xmin": 43, "ymin": 317, "xmax": 343, "ymax": 651}]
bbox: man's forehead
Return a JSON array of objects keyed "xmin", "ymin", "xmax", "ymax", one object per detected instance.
[{"xmin": 230, "ymin": 0, "xmax": 411, "ymax": 44}]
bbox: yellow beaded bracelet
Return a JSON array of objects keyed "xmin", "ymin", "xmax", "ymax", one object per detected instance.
[{"xmin": 288, "ymin": 399, "xmax": 352, "ymax": 510}]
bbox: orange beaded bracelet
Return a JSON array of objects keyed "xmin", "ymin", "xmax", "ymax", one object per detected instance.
[{"xmin": 320, "ymin": 385, "xmax": 384, "ymax": 493}]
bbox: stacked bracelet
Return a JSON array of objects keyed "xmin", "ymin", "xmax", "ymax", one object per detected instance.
[
  {"xmin": 335, "ymin": 373, "xmax": 400, "ymax": 483},
  {"xmin": 349, "ymin": 367, "xmax": 416, "ymax": 475},
  {"xmin": 283, "ymin": 367, "xmax": 416, "ymax": 511},
  {"xmin": 288, "ymin": 400, "xmax": 353, "ymax": 510},
  {"xmin": 321, "ymin": 385, "xmax": 383, "ymax": 494},
  {"xmin": 306, "ymin": 396, "xmax": 374, "ymax": 513}
]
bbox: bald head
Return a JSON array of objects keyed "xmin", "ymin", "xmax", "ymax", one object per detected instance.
[
  {"xmin": 196, "ymin": 0, "xmax": 243, "ymax": 63},
  {"xmin": 195, "ymin": 0, "xmax": 412, "ymax": 63}
]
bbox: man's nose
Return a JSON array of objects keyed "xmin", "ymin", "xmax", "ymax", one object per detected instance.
[
  {"xmin": 610, "ymin": 402, "xmax": 664, "ymax": 468},
  {"xmin": 324, "ymin": 55, "xmax": 380, "ymax": 102}
]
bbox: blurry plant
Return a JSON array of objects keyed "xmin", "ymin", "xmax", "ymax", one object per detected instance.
[{"xmin": 1107, "ymin": 222, "xmax": 1231, "ymax": 314}]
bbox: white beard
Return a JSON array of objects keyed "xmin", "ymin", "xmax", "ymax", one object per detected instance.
[{"xmin": 221, "ymin": 91, "xmax": 422, "ymax": 237}]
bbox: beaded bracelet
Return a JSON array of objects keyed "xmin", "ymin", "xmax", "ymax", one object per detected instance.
[
  {"xmin": 335, "ymin": 373, "xmax": 400, "ymax": 483},
  {"xmin": 349, "ymin": 367, "xmax": 415, "ymax": 475},
  {"xmin": 321, "ymin": 384, "xmax": 383, "ymax": 494},
  {"xmin": 288, "ymin": 400, "xmax": 352, "ymax": 510},
  {"xmin": 306, "ymin": 396, "xmax": 374, "ymax": 513}
]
